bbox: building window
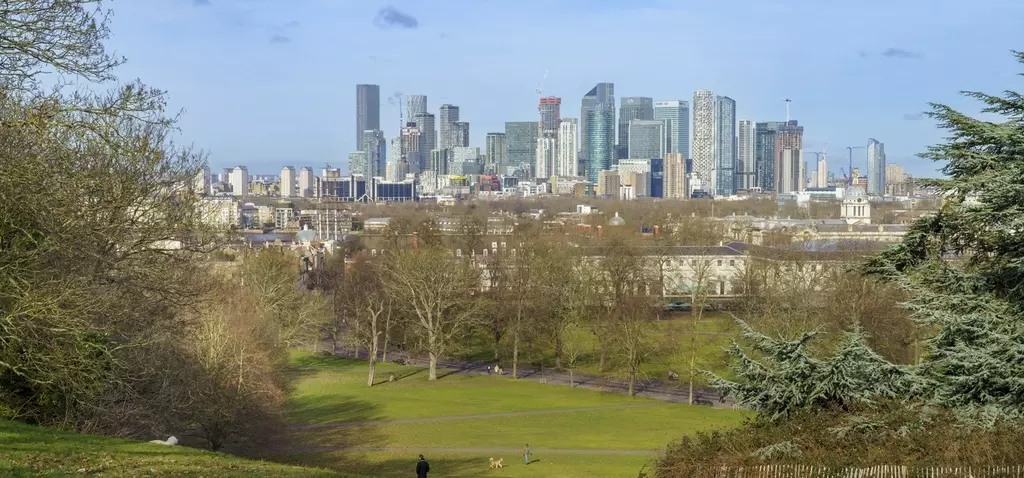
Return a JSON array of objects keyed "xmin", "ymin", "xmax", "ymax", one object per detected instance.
[
  {"xmin": 456, "ymin": 249, "xmax": 463, "ymax": 257},
  {"xmin": 690, "ymin": 260, "xmax": 697, "ymax": 266},
  {"xmin": 729, "ymin": 260, "xmax": 735, "ymax": 267},
  {"xmin": 717, "ymin": 260, "xmax": 722, "ymax": 266}
]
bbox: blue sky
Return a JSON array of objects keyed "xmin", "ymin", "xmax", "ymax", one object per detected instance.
[{"xmin": 105, "ymin": 0, "xmax": 1024, "ymax": 177}]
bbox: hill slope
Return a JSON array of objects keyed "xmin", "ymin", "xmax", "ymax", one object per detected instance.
[{"xmin": 0, "ymin": 420, "xmax": 338, "ymax": 477}]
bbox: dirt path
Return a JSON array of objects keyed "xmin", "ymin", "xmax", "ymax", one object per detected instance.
[
  {"xmin": 275, "ymin": 446, "xmax": 658, "ymax": 456},
  {"xmin": 289, "ymin": 403, "xmax": 663, "ymax": 430}
]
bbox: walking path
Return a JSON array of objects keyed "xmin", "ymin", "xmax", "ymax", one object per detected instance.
[
  {"xmin": 289, "ymin": 403, "xmax": 663, "ymax": 430},
  {"xmin": 320, "ymin": 344, "xmax": 739, "ymax": 409},
  {"xmin": 275, "ymin": 446, "xmax": 658, "ymax": 456}
]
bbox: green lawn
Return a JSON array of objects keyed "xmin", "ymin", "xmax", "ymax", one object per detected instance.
[
  {"xmin": 456, "ymin": 313, "xmax": 739, "ymax": 385},
  {"xmin": 278, "ymin": 350, "xmax": 747, "ymax": 477},
  {"xmin": 0, "ymin": 419, "xmax": 336, "ymax": 477}
]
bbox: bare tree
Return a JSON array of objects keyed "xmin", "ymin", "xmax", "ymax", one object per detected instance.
[
  {"xmin": 337, "ymin": 255, "xmax": 394, "ymax": 386},
  {"xmin": 615, "ymin": 297, "xmax": 657, "ymax": 396},
  {"xmin": 562, "ymin": 324, "xmax": 588, "ymax": 388},
  {"xmin": 380, "ymin": 246, "xmax": 482, "ymax": 380}
]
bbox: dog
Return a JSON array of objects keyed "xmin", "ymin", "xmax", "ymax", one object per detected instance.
[
  {"xmin": 388, "ymin": 374, "xmax": 395, "ymax": 382},
  {"xmin": 694, "ymin": 398, "xmax": 714, "ymax": 406},
  {"xmin": 489, "ymin": 457, "xmax": 504, "ymax": 469}
]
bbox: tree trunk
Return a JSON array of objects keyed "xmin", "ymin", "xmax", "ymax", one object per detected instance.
[
  {"xmin": 512, "ymin": 327, "xmax": 520, "ymax": 379},
  {"xmin": 367, "ymin": 352, "xmax": 377, "ymax": 387},
  {"xmin": 368, "ymin": 311, "xmax": 379, "ymax": 387},
  {"xmin": 569, "ymin": 367, "xmax": 574, "ymax": 388},
  {"xmin": 381, "ymin": 306, "xmax": 392, "ymax": 363},
  {"xmin": 554, "ymin": 330, "xmax": 563, "ymax": 369},
  {"xmin": 687, "ymin": 304, "xmax": 703, "ymax": 404},
  {"xmin": 427, "ymin": 332, "xmax": 438, "ymax": 380},
  {"xmin": 598, "ymin": 337, "xmax": 606, "ymax": 372},
  {"xmin": 628, "ymin": 369, "xmax": 635, "ymax": 397}
]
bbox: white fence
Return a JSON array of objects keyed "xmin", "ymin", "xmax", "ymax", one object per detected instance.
[{"xmin": 696, "ymin": 466, "xmax": 1024, "ymax": 478}]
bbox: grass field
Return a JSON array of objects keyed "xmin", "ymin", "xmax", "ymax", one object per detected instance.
[
  {"xmin": 456, "ymin": 312, "xmax": 740, "ymax": 385},
  {"xmin": 0, "ymin": 419, "xmax": 335, "ymax": 477},
  {"xmin": 277, "ymin": 350, "xmax": 747, "ymax": 477}
]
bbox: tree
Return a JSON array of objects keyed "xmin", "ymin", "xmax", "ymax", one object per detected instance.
[
  {"xmin": 0, "ymin": 1, "xmax": 219, "ymax": 433},
  {"xmin": 338, "ymin": 255, "xmax": 393, "ymax": 386},
  {"xmin": 238, "ymin": 249, "xmax": 330, "ymax": 349},
  {"xmin": 380, "ymin": 246, "xmax": 482, "ymax": 380},
  {"xmin": 562, "ymin": 324, "xmax": 589, "ymax": 388},
  {"xmin": 614, "ymin": 297, "xmax": 657, "ymax": 396}
]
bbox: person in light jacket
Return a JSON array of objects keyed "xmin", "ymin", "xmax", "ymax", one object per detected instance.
[{"xmin": 523, "ymin": 444, "xmax": 531, "ymax": 465}]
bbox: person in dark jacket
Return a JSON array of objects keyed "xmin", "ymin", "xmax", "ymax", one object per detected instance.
[{"xmin": 416, "ymin": 454, "xmax": 430, "ymax": 477}]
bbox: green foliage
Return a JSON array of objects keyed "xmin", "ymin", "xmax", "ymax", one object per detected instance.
[{"xmin": 709, "ymin": 320, "xmax": 919, "ymax": 421}]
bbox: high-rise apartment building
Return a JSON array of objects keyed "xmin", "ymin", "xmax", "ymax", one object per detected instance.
[
  {"xmin": 485, "ymin": 132, "xmax": 508, "ymax": 174},
  {"xmin": 557, "ymin": 118, "xmax": 578, "ymax": 177},
  {"xmin": 816, "ymin": 154, "xmax": 828, "ymax": 188},
  {"xmin": 581, "ymin": 83, "xmax": 615, "ymax": 182},
  {"xmin": 691, "ymin": 90, "xmax": 715, "ymax": 193},
  {"xmin": 298, "ymin": 167, "xmax": 314, "ymax": 197},
  {"xmin": 535, "ymin": 135, "xmax": 557, "ymax": 178},
  {"xmin": 506, "ymin": 121, "xmax": 539, "ymax": 173},
  {"xmin": 413, "ymin": 112, "xmax": 436, "ymax": 154},
  {"xmin": 439, "ymin": 104, "xmax": 460, "ymax": 149},
  {"xmin": 228, "ymin": 166, "xmax": 248, "ymax": 197},
  {"xmin": 452, "ymin": 121, "xmax": 470, "ymax": 148},
  {"xmin": 539, "ymin": 97, "xmax": 561, "ymax": 133},
  {"xmin": 401, "ymin": 123, "xmax": 424, "ymax": 173},
  {"xmin": 663, "ymin": 153, "xmax": 687, "ymax": 199},
  {"xmin": 654, "ymin": 100, "xmax": 690, "ymax": 159},
  {"xmin": 405, "ymin": 94, "xmax": 427, "ymax": 118},
  {"xmin": 618, "ymin": 97, "xmax": 654, "ymax": 160},
  {"xmin": 347, "ymin": 151, "xmax": 368, "ymax": 177},
  {"xmin": 774, "ymin": 120, "xmax": 804, "ymax": 194},
  {"xmin": 280, "ymin": 166, "xmax": 295, "ymax": 197},
  {"xmin": 754, "ymin": 121, "xmax": 784, "ymax": 191},
  {"xmin": 627, "ymin": 119, "xmax": 665, "ymax": 160},
  {"xmin": 714, "ymin": 96, "xmax": 737, "ymax": 196},
  {"xmin": 867, "ymin": 138, "xmax": 886, "ymax": 196},
  {"xmin": 737, "ymin": 120, "xmax": 755, "ymax": 191},
  {"xmin": 194, "ymin": 166, "xmax": 211, "ymax": 196},
  {"xmin": 356, "ymin": 84, "xmax": 380, "ymax": 151},
  {"xmin": 361, "ymin": 129, "xmax": 386, "ymax": 177},
  {"xmin": 597, "ymin": 170, "xmax": 621, "ymax": 199}
]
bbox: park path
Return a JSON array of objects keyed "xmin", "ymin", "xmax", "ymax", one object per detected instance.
[
  {"xmin": 275, "ymin": 446, "xmax": 658, "ymax": 456},
  {"xmin": 289, "ymin": 403, "xmax": 663, "ymax": 430},
  {"xmin": 320, "ymin": 343, "xmax": 739, "ymax": 409}
]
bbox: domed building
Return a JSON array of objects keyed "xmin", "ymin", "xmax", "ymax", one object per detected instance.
[
  {"xmin": 608, "ymin": 212, "xmax": 626, "ymax": 227},
  {"xmin": 841, "ymin": 186, "xmax": 871, "ymax": 225}
]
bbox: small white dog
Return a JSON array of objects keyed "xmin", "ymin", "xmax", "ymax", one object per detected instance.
[{"xmin": 149, "ymin": 436, "xmax": 178, "ymax": 446}]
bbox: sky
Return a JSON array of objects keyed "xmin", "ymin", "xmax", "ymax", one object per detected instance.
[{"xmin": 103, "ymin": 0, "xmax": 1024, "ymax": 178}]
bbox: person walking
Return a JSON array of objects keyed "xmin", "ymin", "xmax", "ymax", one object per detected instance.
[
  {"xmin": 523, "ymin": 443, "xmax": 531, "ymax": 465},
  {"xmin": 416, "ymin": 454, "xmax": 430, "ymax": 478}
]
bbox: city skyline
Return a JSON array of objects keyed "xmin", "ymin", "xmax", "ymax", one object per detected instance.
[{"xmin": 102, "ymin": 0, "xmax": 1024, "ymax": 177}]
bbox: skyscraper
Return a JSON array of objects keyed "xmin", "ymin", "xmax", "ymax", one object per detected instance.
[
  {"xmin": 816, "ymin": 154, "xmax": 828, "ymax": 188},
  {"xmin": 535, "ymin": 136, "xmax": 556, "ymax": 178},
  {"xmin": 581, "ymin": 83, "xmax": 615, "ymax": 182},
  {"xmin": 347, "ymin": 151, "xmax": 368, "ymax": 176},
  {"xmin": 299, "ymin": 167, "xmax": 314, "ymax": 197},
  {"xmin": 654, "ymin": 100, "xmax": 690, "ymax": 159},
  {"xmin": 505, "ymin": 121, "xmax": 539, "ymax": 173},
  {"xmin": 691, "ymin": 90, "xmax": 715, "ymax": 193},
  {"xmin": 754, "ymin": 121, "xmax": 784, "ymax": 191},
  {"xmin": 280, "ymin": 166, "xmax": 295, "ymax": 197},
  {"xmin": 774, "ymin": 120, "xmax": 804, "ymax": 193},
  {"xmin": 867, "ymin": 138, "xmax": 886, "ymax": 196},
  {"xmin": 405, "ymin": 94, "xmax": 427, "ymax": 118},
  {"xmin": 737, "ymin": 120, "xmax": 755, "ymax": 191},
  {"xmin": 439, "ymin": 104, "xmax": 460, "ymax": 149},
  {"xmin": 228, "ymin": 165, "xmax": 248, "ymax": 197},
  {"xmin": 356, "ymin": 85, "xmax": 380, "ymax": 151},
  {"xmin": 401, "ymin": 122, "xmax": 423, "ymax": 173},
  {"xmin": 485, "ymin": 132, "xmax": 508, "ymax": 174},
  {"xmin": 413, "ymin": 112, "xmax": 436, "ymax": 154},
  {"xmin": 664, "ymin": 153, "xmax": 687, "ymax": 199},
  {"xmin": 361, "ymin": 129, "xmax": 386, "ymax": 177},
  {"xmin": 714, "ymin": 96, "xmax": 737, "ymax": 196},
  {"xmin": 618, "ymin": 97, "xmax": 654, "ymax": 160},
  {"xmin": 452, "ymin": 121, "xmax": 470, "ymax": 148},
  {"xmin": 557, "ymin": 118, "xmax": 578, "ymax": 177},
  {"xmin": 627, "ymin": 119, "xmax": 665, "ymax": 160},
  {"xmin": 539, "ymin": 97, "xmax": 561, "ymax": 133}
]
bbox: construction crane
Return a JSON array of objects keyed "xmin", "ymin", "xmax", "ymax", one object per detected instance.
[
  {"xmin": 781, "ymin": 98, "xmax": 792, "ymax": 122},
  {"xmin": 845, "ymin": 145, "xmax": 866, "ymax": 186}
]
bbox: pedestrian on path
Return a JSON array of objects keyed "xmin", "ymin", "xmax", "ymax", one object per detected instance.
[
  {"xmin": 523, "ymin": 444, "xmax": 531, "ymax": 465},
  {"xmin": 416, "ymin": 454, "xmax": 430, "ymax": 478}
]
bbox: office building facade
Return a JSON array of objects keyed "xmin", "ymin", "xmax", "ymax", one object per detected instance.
[
  {"xmin": 405, "ymin": 94, "xmax": 427, "ymax": 118},
  {"xmin": 867, "ymin": 138, "xmax": 886, "ymax": 196},
  {"xmin": 691, "ymin": 90, "xmax": 715, "ymax": 193},
  {"xmin": 714, "ymin": 96, "xmax": 737, "ymax": 196},
  {"xmin": 754, "ymin": 121, "xmax": 784, "ymax": 191},
  {"xmin": 627, "ymin": 119, "xmax": 666, "ymax": 160},
  {"xmin": 618, "ymin": 97, "xmax": 654, "ymax": 160},
  {"xmin": 506, "ymin": 121, "xmax": 539, "ymax": 173},
  {"xmin": 581, "ymin": 83, "xmax": 615, "ymax": 182},
  {"xmin": 737, "ymin": 120, "xmax": 755, "ymax": 191},
  {"xmin": 356, "ymin": 84, "xmax": 380, "ymax": 151},
  {"xmin": 557, "ymin": 118, "xmax": 578, "ymax": 177},
  {"xmin": 485, "ymin": 132, "xmax": 508, "ymax": 174},
  {"xmin": 439, "ymin": 104, "xmax": 460, "ymax": 149},
  {"xmin": 654, "ymin": 100, "xmax": 690, "ymax": 159},
  {"xmin": 413, "ymin": 112, "xmax": 436, "ymax": 154}
]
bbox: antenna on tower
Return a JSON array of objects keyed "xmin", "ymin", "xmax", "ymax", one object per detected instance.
[{"xmin": 782, "ymin": 98, "xmax": 792, "ymax": 123}]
